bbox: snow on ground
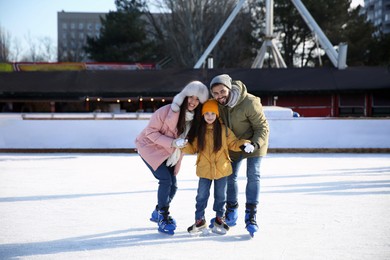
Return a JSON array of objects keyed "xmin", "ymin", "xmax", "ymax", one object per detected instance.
[{"xmin": 0, "ymin": 153, "xmax": 389, "ymax": 260}]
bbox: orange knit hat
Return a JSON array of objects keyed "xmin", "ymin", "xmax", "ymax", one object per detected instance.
[{"xmin": 202, "ymin": 99, "xmax": 219, "ymax": 117}]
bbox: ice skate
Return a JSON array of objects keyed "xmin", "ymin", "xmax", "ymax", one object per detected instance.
[
  {"xmin": 211, "ymin": 216, "xmax": 229, "ymax": 235},
  {"xmin": 245, "ymin": 203, "xmax": 258, "ymax": 238},
  {"xmin": 151, "ymin": 205, "xmax": 177, "ymax": 228},
  {"xmin": 187, "ymin": 218, "xmax": 207, "ymax": 235},
  {"xmin": 209, "ymin": 202, "xmax": 238, "ymax": 228},
  {"xmin": 157, "ymin": 207, "xmax": 176, "ymax": 235}
]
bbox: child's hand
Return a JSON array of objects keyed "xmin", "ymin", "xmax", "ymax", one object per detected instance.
[
  {"xmin": 243, "ymin": 143, "xmax": 254, "ymax": 153},
  {"xmin": 172, "ymin": 138, "xmax": 188, "ymax": 148}
]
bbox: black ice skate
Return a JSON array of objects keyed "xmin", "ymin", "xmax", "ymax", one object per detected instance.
[{"xmin": 211, "ymin": 216, "xmax": 230, "ymax": 235}]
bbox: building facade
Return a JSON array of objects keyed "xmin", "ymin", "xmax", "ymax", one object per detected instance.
[
  {"xmin": 1, "ymin": 67, "xmax": 389, "ymax": 117},
  {"xmin": 363, "ymin": 0, "xmax": 390, "ymax": 34},
  {"xmin": 57, "ymin": 11, "xmax": 106, "ymax": 62}
]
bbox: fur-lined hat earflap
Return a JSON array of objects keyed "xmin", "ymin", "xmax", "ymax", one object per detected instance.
[{"xmin": 171, "ymin": 81, "xmax": 209, "ymax": 112}]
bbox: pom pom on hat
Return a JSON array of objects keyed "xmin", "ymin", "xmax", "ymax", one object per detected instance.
[
  {"xmin": 171, "ymin": 81, "xmax": 209, "ymax": 112},
  {"xmin": 202, "ymin": 99, "xmax": 219, "ymax": 117},
  {"xmin": 210, "ymin": 74, "xmax": 232, "ymax": 90}
]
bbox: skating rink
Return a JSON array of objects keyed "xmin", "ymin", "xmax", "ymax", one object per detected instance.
[{"xmin": 1, "ymin": 153, "xmax": 389, "ymax": 260}]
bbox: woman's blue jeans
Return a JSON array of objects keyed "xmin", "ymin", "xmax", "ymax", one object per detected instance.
[
  {"xmin": 141, "ymin": 158, "xmax": 177, "ymax": 210},
  {"xmin": 227, "ymin": 156, "xmax": 262, "ymax": 206},
  {"xmin": 195, "ymin": 177, "xmax": 227, "ymax": 220}
]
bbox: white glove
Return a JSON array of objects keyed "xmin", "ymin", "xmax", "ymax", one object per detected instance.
[
  {"xmin": 244, "ymin": 143, "xmax": 255, "ymax": 153},
  {"xmin": 172, "ymin": 138, "xmax": 188, "ymax": 148}
]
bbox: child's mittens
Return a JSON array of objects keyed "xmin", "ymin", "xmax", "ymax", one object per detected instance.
[{"xmin": 242, "ymin": 143, "xmax": 255, "ymax": 153}]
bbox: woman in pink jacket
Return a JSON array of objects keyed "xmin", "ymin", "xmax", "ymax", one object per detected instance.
[{"xmin": 135, "ymin": 81, "xmax": 209, "ymax": 235}]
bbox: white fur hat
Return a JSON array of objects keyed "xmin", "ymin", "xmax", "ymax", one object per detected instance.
[{"xmin": 171, "ymin": 81, "xmax": 209, "ymax": 112}]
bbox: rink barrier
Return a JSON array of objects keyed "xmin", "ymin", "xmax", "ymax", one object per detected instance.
[
  {"xmin": 0, "ymin": 148, "xmax": 389, "ymax": 154},
  {"xmin": 1, "ymin": 111, "xmax": 390, "ymax": 152}
]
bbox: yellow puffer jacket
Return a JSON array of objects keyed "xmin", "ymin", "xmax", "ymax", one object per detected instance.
[{"xmin": 182, "ymin": 124, "xmax": 249, "ymax": 180}]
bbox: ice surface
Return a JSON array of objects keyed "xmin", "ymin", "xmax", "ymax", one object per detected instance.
[{"xmin": 1, "ymin": 153, "xmax": 389, "ymax": 260}]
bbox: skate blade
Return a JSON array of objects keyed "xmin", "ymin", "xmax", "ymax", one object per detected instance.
[
  {"xmin": 158, "ymin": 228, "xmax": 174, "ymax": 235},
  {"xmin": 211, "ymin": 226, "xmax": 227, "ymax": 235},
  {"xmin": 188, "ymin": 228, "xmax": 209, "ymax": 236},
  {"xmin": 246, "ymin": 226, "xmax": 257, "ymax": 238}
]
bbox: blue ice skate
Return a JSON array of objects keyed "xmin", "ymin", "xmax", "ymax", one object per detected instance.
[
  {"xmin": 245, "ymin": 203, "xmax": 258, "ymax": 238},
  {"xmin": 150, "ymin": 205, "xmax": 176, "ymax": 227},
  {"xmin": 157, "ymin": 207, "xmax": 176, "ymax": 235}
]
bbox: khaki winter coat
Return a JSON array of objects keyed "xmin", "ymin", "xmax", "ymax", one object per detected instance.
[
  {"xmin": 218, "ymin": 80, "xmax": 270, "ymax": 161},
  {"xmin": 182, "ymin": 123, "xmax": 248, "ymax": 180}
]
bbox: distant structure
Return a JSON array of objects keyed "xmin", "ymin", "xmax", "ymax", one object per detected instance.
[
  {"xmin": 363, "ymin": 0, "xmax": 390, "ymax": 34},
  {"xmin": 194, "ymin": 0, "xmax": 348, "ymax": 70},
  {"xmin": 57, "ymin": 11, "xmax": 106, "ymax": 62}
]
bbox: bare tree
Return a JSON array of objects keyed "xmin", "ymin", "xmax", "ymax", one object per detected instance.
[
  {"xmin": 148, "ymin": 0, "xmax": 256, "ymax": 68},
  {"xmin": 10, "ymin": 38, "xmax": 22, "ymax": 62},
  {"xmin": 20, "ymin": 33, "xmax": 57, "ymax": 62},
  {"xmin": 22, "ymin": 32, "xmax": 43, "ymax": 62},
  {"xmin": 40, "ymin": 36, "xmax": 56, "ymax": 62},
  {"xmin": 0, "ymin": 26, "xmax": 11, "ymax": 62}
]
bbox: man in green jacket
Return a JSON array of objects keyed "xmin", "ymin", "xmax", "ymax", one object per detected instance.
[{"xmin": 209, "ymin": 74, "xmax": 269, "ymax": 237}]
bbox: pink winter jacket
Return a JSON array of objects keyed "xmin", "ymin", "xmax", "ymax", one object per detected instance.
[{"xmin": 135, "ymin": 104, "xmax": 184, "ymax": 175}]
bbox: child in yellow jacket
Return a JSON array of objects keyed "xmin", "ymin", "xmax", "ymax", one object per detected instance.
[{"xmin": 181, "ymin": 99, "xmax": 254, "ymax": 234}]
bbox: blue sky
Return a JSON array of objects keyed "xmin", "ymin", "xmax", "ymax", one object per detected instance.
[
  {"xmin": 0, "ymin": 0, "xmax": 116, "ymax": 48},
  {"xmin": 0, "ymin": 0, "xmax": 364, "ymax": 60}
]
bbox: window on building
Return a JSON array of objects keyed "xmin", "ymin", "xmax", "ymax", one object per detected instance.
[
  {"xmin": 62, "ymin": 23, "xmax": 68, "ymax": 29},
  {"xmin": 372, "ymin": 93, "xmax": 390, "ymax": 117},
  {"xmin": 338, "ymin": 94, "xmax": 365, "ymax": 117},
  {"xmin": 79, "ymin": 23, "xmax": 84, "ymax": 30}
]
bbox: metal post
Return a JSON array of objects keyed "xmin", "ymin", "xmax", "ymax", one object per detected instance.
[
  {"xmin": 290, "ymin": 0, "xmax": 340, "ymax": 68},
  {"xmin": 194, "ymin": 0, "xmax": 246, "ymax": 68},
  {"xmin": 252, "ymin": 0, "xmax": 287, "ymax": 68},
  {"xmin": 337, "ymin": 43, "xmax": 348, "ymax": 69}
]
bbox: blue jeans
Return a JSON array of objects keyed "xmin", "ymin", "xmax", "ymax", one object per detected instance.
[
  {"xmin": 227, "ymin": 156, "xmax": 262, "ymax": 206},
  {"xmin": 195, "ymin": 177, "xmax": 227, "ymax": 220},
  {"xmin": 141, "ymin": 158, "xmax": 177, "ymax": 210}
]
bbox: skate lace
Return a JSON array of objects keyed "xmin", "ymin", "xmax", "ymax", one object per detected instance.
[
  {"xmin": 215, "ymin": 216, "xmax": 229, "ymax": 230},
  {"xmin": 215, "ymin": 216, "xmax": 225, "ymax": 225},
  {"xmin": 195, "ymin": 219, "xmax": 205, "ymax": 227},
  {"xmin": 247, "ymin": 212, "xmax": 257, "ymax": 224},
  {"xmin": 167, "ymin": 216, "xmax": 174, "ymax": 224},
  {"xmin": 160, "ymin": 211, "xmax": 174, "ymax": 224},
  {"xmin": 226, "ymin": 207, "xmax": 234, "ymax": 213}
]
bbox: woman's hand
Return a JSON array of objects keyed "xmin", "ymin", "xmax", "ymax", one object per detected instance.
[{"xmin": 172, "ymin": 138, "xmax": 188, "ymax": 148}]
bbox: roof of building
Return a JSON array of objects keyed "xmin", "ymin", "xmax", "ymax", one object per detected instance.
[{"xmin": 0, "ymin": 67, "xmax": 389, "ymax": 100}]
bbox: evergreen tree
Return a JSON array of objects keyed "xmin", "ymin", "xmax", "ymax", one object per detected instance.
[
  {"xmin": 273, "ymin": 0, "xmax": 377, "ymax": 67},
  {"xmin": 342, "ymin": 6, "xmax": 377, "ymax": 66},
  {"xmin": 85, "ymin": 0, "xmax": 159, "ymax": 63}
]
